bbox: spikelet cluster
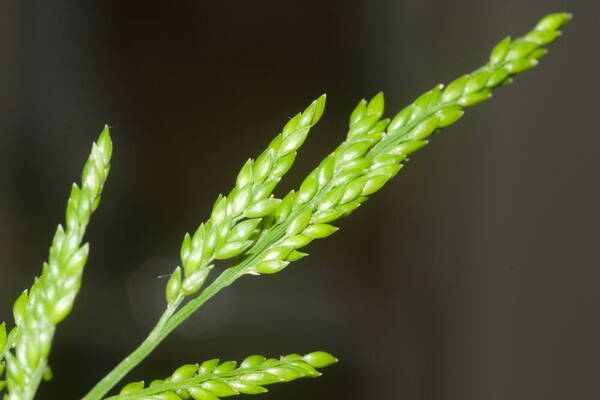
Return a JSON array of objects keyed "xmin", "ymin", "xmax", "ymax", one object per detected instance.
[
  {"xmin": 111, "ymin": 352, "xmax": 337, "ymax": 400},
  {"xmin": 2, "ymin": 127, "xmax": 112, "ymax": 400},
  {"xmin": 371, "ymin": 12, "xmax": 573, "ymax": 158},
  {"xmin": 165, "ymin": 96, "xmax": 327, "ymax": 302},
  {"xmin": 230, "ymin": 13, "xmax": 573, "ymax": 277}
]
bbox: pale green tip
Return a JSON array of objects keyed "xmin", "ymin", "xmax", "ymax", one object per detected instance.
[
  {"xmin": 303, "ymin": 351, "xmax": 339, "ymax": 368},
  {"xmin": 98, "ymin": 124, "xmax": 113, "ymax": 160},
  {"xmin": 366, "ymin": 92, "xmax": 385, "ymax": 118},
  {"xmin": 535, "ymin": 12, "xmax": 573, "ymax": 31},
  {"xmin": 312, "ymin": 93, "xmax": 327, "ymax": 125}
]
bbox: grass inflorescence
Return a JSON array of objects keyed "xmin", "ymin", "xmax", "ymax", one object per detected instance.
[{"xmin": 1, "ymin": 12, "xmax": 570, "ymax": 400}]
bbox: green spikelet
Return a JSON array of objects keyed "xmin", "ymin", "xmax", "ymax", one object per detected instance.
[{"xmin": 108, "ymin": 352, "xmax": 337, "ymax": 400}]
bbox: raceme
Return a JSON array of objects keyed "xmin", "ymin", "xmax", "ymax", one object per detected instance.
[{"xmin": 0, "ymin": 12, "xmax": 571, "ymax": 400}]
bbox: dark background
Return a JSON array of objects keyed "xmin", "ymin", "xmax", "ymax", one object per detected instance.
[{"xmin": 1, "ymin": 0, "xmax": 598, "ymax": 399}]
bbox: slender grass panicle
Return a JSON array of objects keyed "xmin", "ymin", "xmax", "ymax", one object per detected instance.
[
  {"xmin": 1, "ymin": 127, "xmax": 112, "ymax": 400},
  {"xmin": 1, "ymin": 12, "xmax": 570, "ymax": 400},
  {"xmin": 110, "ymin": 352, "xmax": 337, "ymax": 400}
]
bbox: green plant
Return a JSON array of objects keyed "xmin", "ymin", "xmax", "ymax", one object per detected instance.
[{"xmin": 0, "ymin": 12, "xmax": 571, "ymax": 400}]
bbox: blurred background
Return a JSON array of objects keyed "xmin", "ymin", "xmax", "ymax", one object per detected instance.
[{"xmin": 1, "ymin": 0, "xmax": 598, "ymax": 399}]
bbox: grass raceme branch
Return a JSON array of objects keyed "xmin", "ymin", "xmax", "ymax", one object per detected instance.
[
  {"xmin": 109, "ymin": 352, "xmax": 337, "ymax": 400},
  {"xmin": 2, "ymin": 127, "xmax": 112, "ymax": 400},
  {"xmin": 81, "ymin": 12, "xmax": 571, "ymax": 400}
]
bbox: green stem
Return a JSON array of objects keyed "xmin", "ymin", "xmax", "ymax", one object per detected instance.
[
  {"xmin": 83, "ymin": 201, "xmax": 318, "ymax": 400},
  {"xmin": 82, "ymin": 298, "xmax": 182, "ymax": 400}
]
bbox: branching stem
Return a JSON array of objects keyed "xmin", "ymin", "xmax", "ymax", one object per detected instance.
[
  {"xmin": 79, "ymin": 13, "xmax": 571, "ymax": 400},
  {"xmin": 81, "ymin": 297, "xmax": 183, "ymax": 400}
]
